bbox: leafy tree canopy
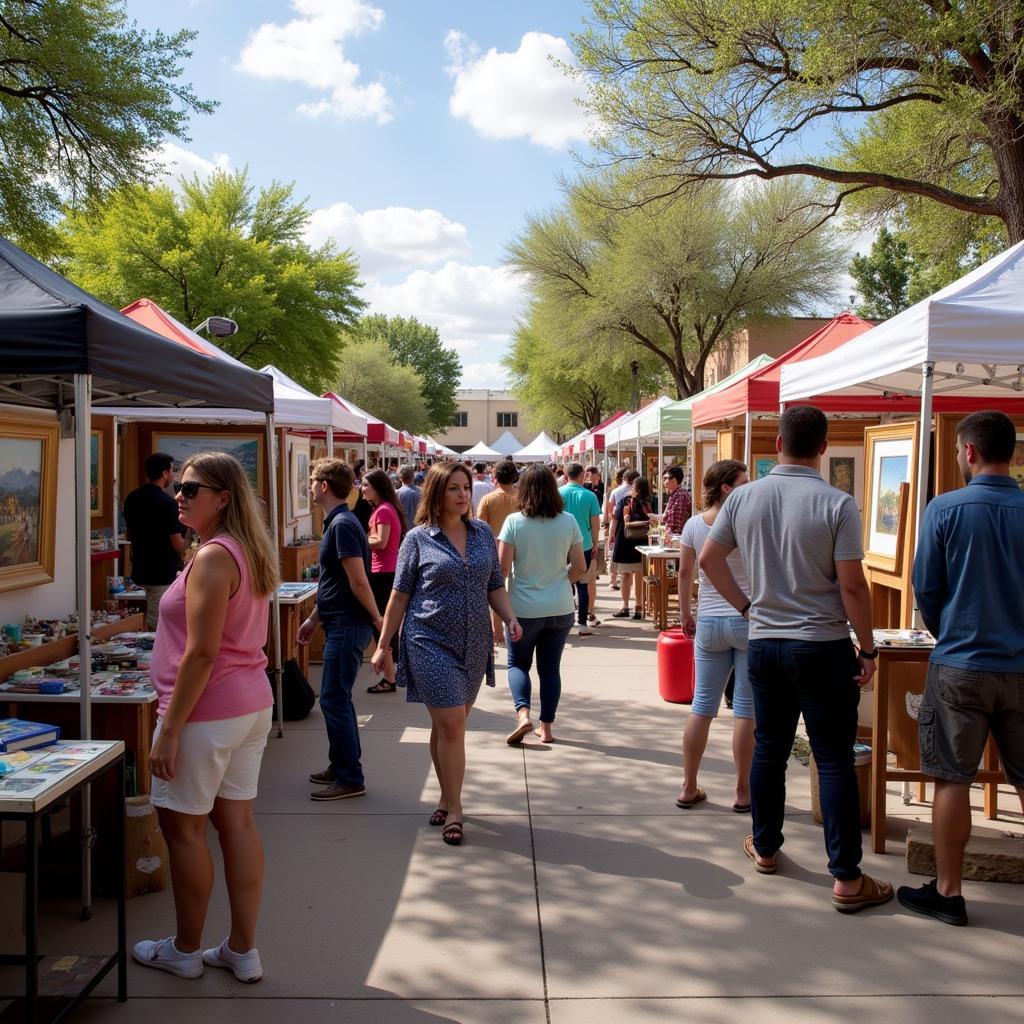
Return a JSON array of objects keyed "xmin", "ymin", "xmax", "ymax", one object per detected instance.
[
  {"xmin": 350, "ymin": 314, "xmax": 461, "ymax": 432},
  {"xmin": 335, "ymin": 336, "xmax": 432, "ymax": 435},
  {"xmin": 849, "ymin": 228, "xmax": 913, "ymax": 320},
  {"xmin": 577, "ymin": 0, "xmax": 1024, "ymax": 243},
  {"xmin": 506, "ymin": 171, "xmax": 842, "ymax": 398},
  {"xmin": 0, "ymin": 0, "xmax": 213, "ymax": 252},
  {"xmin": 58, "ymin": 169, "xmax": 364, "ymax": 391}
]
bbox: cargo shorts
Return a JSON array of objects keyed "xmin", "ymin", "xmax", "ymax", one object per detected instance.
[{"xmin": 918, "ymin": 662, "xmax": 1024, "ymax": 788}]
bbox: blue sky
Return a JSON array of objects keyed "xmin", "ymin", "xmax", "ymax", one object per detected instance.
[{"xmin": 125, "ymin": 0, "xmax": 598, "ymax": 389}]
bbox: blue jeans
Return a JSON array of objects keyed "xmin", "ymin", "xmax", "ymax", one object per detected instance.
[
  {"xmin": 319, "ymin": 621, "xmax": 372, "ymax": 786},
  {"xmin": 692, "ymin": 615, "xmax": 752, "ymax": 719},
  {"xmin": 575, "ymin": 550, "xmax": 593, "ymax": 625},
  {"xmin": 507, "ymin": 613, "xmax": 574, "ymax": 723},
  {"xmin": 748, "ymin": 638, "xmax": 862, "ymax": 880}
]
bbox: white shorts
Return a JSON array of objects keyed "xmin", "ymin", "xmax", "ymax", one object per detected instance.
[{"xmin": 150, "ymin": 707, "xmax": 272, "ymax": 815}]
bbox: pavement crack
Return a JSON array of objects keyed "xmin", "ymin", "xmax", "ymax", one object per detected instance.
[{"xmin": 523, "ymin": 743, "xmax": 551, "ymax": 1024}]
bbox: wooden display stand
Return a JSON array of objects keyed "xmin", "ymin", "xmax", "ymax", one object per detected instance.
[{"xmin": 279, "ymin": 543, "xmax": 322, "ymax": 663}]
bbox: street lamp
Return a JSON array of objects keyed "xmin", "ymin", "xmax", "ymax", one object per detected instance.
[
  {"xmin": 193, "ymin": 316, "xmax": 239, "ymax": 337},
  {"xmin": 630, "ymin": 358, "xmax": 640, "ymax": 412}
]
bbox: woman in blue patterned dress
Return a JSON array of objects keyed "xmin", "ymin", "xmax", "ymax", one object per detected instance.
[{"xmin": 372, "ymin": 462, "xmax": 523, "ymax": 846}]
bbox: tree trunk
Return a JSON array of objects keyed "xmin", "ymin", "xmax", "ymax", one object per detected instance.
[{"xmin": 989, "ymin": 113, "xmax": 1024, "ymax": 245}]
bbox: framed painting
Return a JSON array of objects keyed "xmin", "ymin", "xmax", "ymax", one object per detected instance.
[
  {"xmin": 0, "ymin": 415, "xmax": 58, "ymax": 593},
  {"xmin": 863, "ymin": 421, "xmax": 919, "ymax": 571},
  {"xmin": 288, "ymin": 437, "xmax": 311, "ymax": 519},
  {"xmin": 1011, "ymin": 433, "xmax": 1024, "ymax": 491},
  {"xmin": 153, "ymin": 433, "xmax": 264, "ymax": 495},
  {"xmin": 822, "ymin": 445, "xmax": 864, "ymax": 510},
  {"xmin": 90, "ymin": 430, "xmax": 102, "ymax": 517},
  {"xmin": 753, "ymin": 455, "xmax": 778, "ymax": 480}
]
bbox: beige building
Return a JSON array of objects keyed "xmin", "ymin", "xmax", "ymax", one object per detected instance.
[
  {"xmin": 704, "ymin": 316, "xmax": 875, "ymax": 386},
  {"xmin": 434, "ymin": 389, "xmax": 535, "ymax": 453}
]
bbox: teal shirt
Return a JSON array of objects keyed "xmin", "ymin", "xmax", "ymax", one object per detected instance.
[
  {"xmin": 498, "ymin": 512, "xmax": 583, "ymax": 618},
  {"xmin": 558, "ymin": 482, "xmax": 600, "ymax": 550}
]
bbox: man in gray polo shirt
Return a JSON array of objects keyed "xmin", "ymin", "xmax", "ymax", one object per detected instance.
[{"xmin": 700, "ymin": 405, "xmax": 892, "ymax": 913}]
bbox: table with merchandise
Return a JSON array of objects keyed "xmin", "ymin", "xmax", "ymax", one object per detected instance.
[
  {"xmin": 635, "ymin": 545, "xmax": 679, "ymax": 632},
  {"xmin": 0, "ymin": 739, "xmax": 127, "ymax": 1023}
]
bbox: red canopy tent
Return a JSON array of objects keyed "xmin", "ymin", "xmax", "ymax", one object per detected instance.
[{"xmin": 579, "ymin": 410, "xmax": 628, "ymax": 454}]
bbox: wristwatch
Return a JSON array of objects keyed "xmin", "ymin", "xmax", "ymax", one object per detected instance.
[{"xmin": 858, "ymin": 647, "xmax": 878, "ymax": 660}]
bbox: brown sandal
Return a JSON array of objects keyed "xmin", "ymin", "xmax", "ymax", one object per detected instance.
[
  {"xmin": 743, "ymin": 835, "xmax": 778, "ymax": 874},
  {"xmin": 832, "ymin": 873, "xmax": 894, "ymax": 913}
]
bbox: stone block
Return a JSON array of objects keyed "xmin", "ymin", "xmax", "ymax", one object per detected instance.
[{"xmin": 906, "ymin": 824, "xmax": 1024, "ymax": 883}]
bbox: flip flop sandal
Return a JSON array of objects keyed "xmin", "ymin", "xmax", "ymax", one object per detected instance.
[
  {"xmin": 429, "ymin": 808, "xmax": 448, "ymax": 827},
  {"xmin": 442, "ymin": 821, "xmax": 463, "ymax": 846},
  {"xmin": 366, "ymin": 680, "xmax": 396, "ymax": 693},
  {"xmin": 832, "ymin": 873, "xmax": 894, "ymax": 914},
  {"xmin": 506, "ymin": 720, "xmax": 533, "ymax": 745},
  {"xmin": 743, "ymin": 834, "xmax": 778, "ymax": 874},
  {"xmin": 675, "ymin": 788, "xmax": 707, "ymax": 809}
]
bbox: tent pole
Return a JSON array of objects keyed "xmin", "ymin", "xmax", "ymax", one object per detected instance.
[
  {"xmin": 326, "ymin": 424, "xmax": 333, "ymax": 459},
  {"xmin": 74, "ymin": 373, "xmax": 94, "ymax": 919},
  {"xmin": 657, "ymin": 430, "xmax": 664, "ymax": 511},
  {"xmin": 111, "ymin": 417, "xmax": 120, "ymax": 575},
  {"xmin": 691, "ymin": 427, "xmax": 698, "ymax": 496},
  {"xmin": 266, "ymin": 414, "xmax": 284, "ymax": 738},
  {"xmin": 743, "ymin": 410, "xmax": 753, "ymax": 471},
  {"xmin": 912, "ymin": 362, "xmax": 935, "ymax": 622}
]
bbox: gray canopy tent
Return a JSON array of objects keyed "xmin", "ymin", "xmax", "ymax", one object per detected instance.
[{"xmin": 0, "ymin": 234, "xmax": 276, "ymax": 912}]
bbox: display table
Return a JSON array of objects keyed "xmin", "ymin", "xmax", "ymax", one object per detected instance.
[
  {"xmin": 636, "ymin": 546, "xmax": 679, "ymax": 632},
  {"xmin": 867, "ymin": 632, "xmax": 1004, "ymax": 854},
  {"xmin": 271, "ymin": 583, "xmax": 318, "ymax": 680},
  {"xmin": 0, "ymin": 740, "xmax": 126, "ymax": 1023}
]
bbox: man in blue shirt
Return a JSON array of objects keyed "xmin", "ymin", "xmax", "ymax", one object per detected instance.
[
  {"xmin": 901, "ymin": 410, "xmax": 1024, "ymax": 926},
  {"xmin": 298, "ymin": 459, "xmax": 382, "ymax": 802},
  {"xmin": 559, "ymin": 463, "xmax": 602, "ymax": 636},
  {"xmin": 396, "ymin": 465, "xmax": 421, "ymax": 524}
]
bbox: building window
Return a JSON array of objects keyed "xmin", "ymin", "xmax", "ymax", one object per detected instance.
[
  {"xmin": 451, "ymin": 411, "xmax": 468, "ymax": 427},
  {"xmin": 497, "ymin": 412, "xmax": 518, "ymax": 428}
]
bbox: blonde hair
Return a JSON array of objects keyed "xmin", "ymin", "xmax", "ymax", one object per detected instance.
[{"xmin": 182, "ymin": 452, "xmax": 281, "ymax": 597}]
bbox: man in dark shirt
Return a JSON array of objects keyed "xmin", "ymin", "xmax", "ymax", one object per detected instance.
[
  {"xmin": 900, "ymin": 410, "xmax": 1024, "ymax": 927},
  {"xmin": 298, "ymin": 458, "xmax": 382, "ymax": 801},
  {"xmin": 123, "ymin": 452, "xmax": 186, "ymax": 628}
]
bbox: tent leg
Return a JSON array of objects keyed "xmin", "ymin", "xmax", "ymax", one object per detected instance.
[
  {"xmin": 75, "ymin": 374, "xmax": 94, "ymax": 918},
  {"xmin": 657, "ymin": 432, "xmax": 663, "ymax": 511},
  {"xmin": 266, "ymin": 415, "xmax": 284, "ymax": 738},
  {"xmin": 111, "ymin": 416, "xmax": 120, "ymax": 573},
  {"xmin": 743, "ymin": 411, "xmax": 753, "ymax": 471},
  {"xmin": 911, "ymin": 362, "xmax": 935, "ymax": 630},
  {"xmin": 326, "ymin": 425, "xmax": 333, "ymax": 458}
]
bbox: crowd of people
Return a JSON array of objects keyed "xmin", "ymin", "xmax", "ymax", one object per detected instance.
[{"xmin": 129, "ymin": 405, "xmax": 1024, "ymax": 981}]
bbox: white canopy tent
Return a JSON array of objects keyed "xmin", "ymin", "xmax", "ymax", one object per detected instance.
[
  {"xmin": 514, "ymin": 431, "xmax": 559, "ymax": 462},
  {"xmin": 491, "ymin": 431, "xmax": 523, "ymax": 456},
  {"xmin": 780, "ymin": 238, "xmax": 1024, "ymax": 548},
  {"xmin": 462, "ymin": 440, "xmax": 504, "ymax": 460}
]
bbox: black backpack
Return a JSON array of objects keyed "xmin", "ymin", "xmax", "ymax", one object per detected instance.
[{"xmin": 269, "ymin": 659, "xmax": 316, "ymax": 721}]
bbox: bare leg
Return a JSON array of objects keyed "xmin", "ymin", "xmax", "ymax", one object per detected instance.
[
  {"xmin": 158, "ymin": 808, "xmax": 213, "ymax": 953},
  {"xmin": 732, "ymin": 717, "xmax": 755, "ymax": 807},
  {"xmin": 679, "ymin": 713, "xmax": 713, "ymax": 803},
  {"xmin": 382, "ymin": 647, "xmax": 396, "ymax": 685},
  {"xmin": 427, "ymin": 703, "xmax": 473, "ymax": 823},
  {"xmin": 429, "ymin": 724, "xmax": 447, "ymax": 813},
  {"xmin": 210, "ymin": 797, "xmax": 264, "ymax": 953},
  {"xmin": 932, "ymin": 779, "xmax": 972, "ymax": 897},
  {"xmin": 620, "ymin": 572, "xmax": 632, "ymax": 609}
]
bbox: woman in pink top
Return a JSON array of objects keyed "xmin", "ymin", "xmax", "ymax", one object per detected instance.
[
  {"xmin": 362, "ymin": 468, "xmax": 408, "ymax": 693},
  {"xmin": 133, "ymin": 452, "xmax": 280, "ymax": 985}
]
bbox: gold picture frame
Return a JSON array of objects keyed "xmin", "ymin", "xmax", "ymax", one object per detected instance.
[
  {"xmin": 90, "ymin": 429, "xmax": 103, "ymax": 517},
  {"xmin": 153, "ymin": 432, "xmax": 265, "ymax": 495},
  {"xmin": 0, "ymin": 414, "xmax": 58, "ymax": 593},
  {"xmin": 863, "ymin": 421, "xmax": 919, "ymax": 572},
  {"xmin": 288, "ymin": 436, "xmax": 311, "ymax": 520}
]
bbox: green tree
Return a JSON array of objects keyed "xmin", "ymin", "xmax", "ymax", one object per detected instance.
[
  {"xmin": 577, "ymin": 0, "xmax": 1024, "ymax": 243},
  {"xmin": 849, "ymin": 228, "xmax": 913, "ymax": 320},
  {"xmin": 505, "ymin": 306, "xmax": 666, "ymax": 435},
  {"xmin": 506, "ymin": 173, "xmax": 841, "ymax": 398},
  {"xmin": 334, "ymin": 336, "xmax": 431, "ymax": 434},
  {"xmin": 58, "ymin": 169, "xmax": 364, "ymax": 391},
  {"xmin": 351, "ymin": 314, "xmax": 461, "ymax": 431},
  {"xmin": 0, "ymin": 0, "xmax": 213, "ymax": 252}
]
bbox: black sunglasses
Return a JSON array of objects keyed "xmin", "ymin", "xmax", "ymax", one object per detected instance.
[{"xmin": 173, "ymin": 480, "xmax": 221, "ymax": 499}]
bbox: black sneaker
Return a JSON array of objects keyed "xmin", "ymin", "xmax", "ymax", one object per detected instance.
[
  {"xmin": 612, "ymin": 608, "xmax": 631, "ymax": 618},
  {"xmin": 897, "ymin": 879, "xmax": 968, "ymax": 926},
  {"xmin": 309, "ymin": 768, "xmax": 334, "ymax": 785}
]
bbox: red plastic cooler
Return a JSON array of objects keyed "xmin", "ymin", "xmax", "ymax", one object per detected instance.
[{"xmin": 657, "ymin": 629, "xmax": 695, "ymax": 703}]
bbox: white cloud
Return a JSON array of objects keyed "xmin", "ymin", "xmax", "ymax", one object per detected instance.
[
  {"xmin": 459, "ymin": 360, "xmax": 510, "ymax": 390},
  {"xmin": 151, "ymin": 142, "xmax": 231, "ymax": 185},
  {"xmin": 444, "ymin": 29, "xmax": 590, "ymax": 150},
  {"xmin": 305, "ymin": 202, "xmax": 471, "ymax": 275},
  {"xmin": 363, "ymin": 261, "xmax": 526, "ymax": 349},
  {"xmin": 238, "ymin": 0, "xmax": 392, "ymax": 123}
]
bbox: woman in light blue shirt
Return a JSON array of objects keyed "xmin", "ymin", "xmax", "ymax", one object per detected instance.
[{"xmin": 498, "ymin": 465, "xmax": 586, "ymax": 744}]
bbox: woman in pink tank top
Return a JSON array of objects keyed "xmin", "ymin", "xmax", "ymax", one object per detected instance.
[{"xmin": 133, "ymin": 452, "xmax": 280, "ymax": 984}]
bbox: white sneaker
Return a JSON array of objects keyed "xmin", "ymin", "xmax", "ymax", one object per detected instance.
[
  {"xmin": 588, "ymin": 615, "xmax": 601, "ymax": 626},
  {"xmin": 576, "ymin": 624, "xmax": 593, "ymax": 637},
  {"xmin": 132, "ymin": 936, "xmax": 204, "ymax": 979},
  {"xmin": 203, "ymin": 938, "xmax": 264, "ymax": 982}
]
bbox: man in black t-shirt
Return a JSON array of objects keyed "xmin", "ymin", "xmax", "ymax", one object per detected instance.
[
  {"xmin": 123, "ymin": 452, "xmax": 187, "ymax": 628},
  {"xmin": 298, "ymin": 459, "xmax": 382, "ymax": 801}
]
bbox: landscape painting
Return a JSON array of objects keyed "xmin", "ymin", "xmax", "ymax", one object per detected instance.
[
  {"xmin": 754, "ymin": 456, "xmax": 777, "ymax": 479},
  {"xmin": 0, "ymin": 438, "xmax": 43, "ymax": 567},
  {"xmin": 875, "ymin": 455, "xmax": 908, "ymax": 536},
  {"xmin": 154, "ymin": 433, "xmax": 263, "ymax": 494},
  {"xmin": 829, "ymin": 457, "xmax": 855, "ymax": 498},
  {"xmin": 0, "ymin": 417, "xmax": 57, "ymax": 592},
  {"xmin": 296, "ymin": 448, "xmax": 310, "ymax": 514}
]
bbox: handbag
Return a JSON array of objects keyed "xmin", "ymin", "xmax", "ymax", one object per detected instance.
[{"xmin": 623, "ymin": 498, "xmax": 650, "ymax": 540}]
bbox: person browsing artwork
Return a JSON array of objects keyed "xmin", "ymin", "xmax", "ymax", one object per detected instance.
[
  {"xmin": 371, "ymin": 462, "xmax": 523, "ymax": 847},
  {"xmin": 133, "ymin": 451, "xmax": 279, "ymax": 984}
]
